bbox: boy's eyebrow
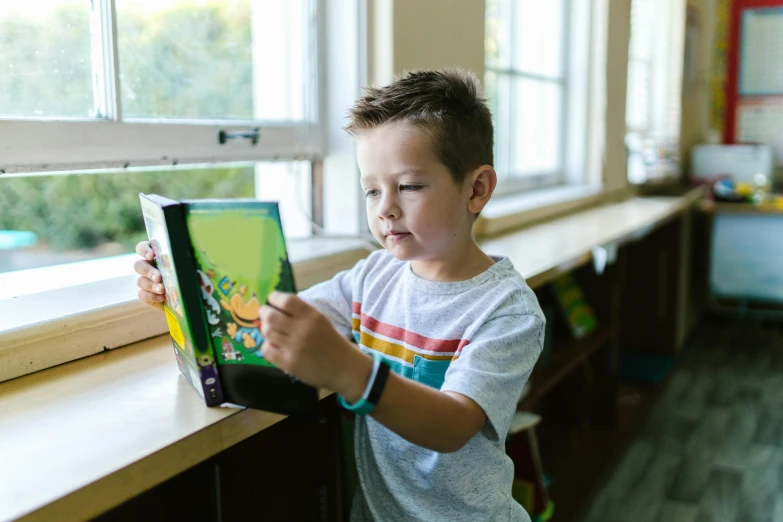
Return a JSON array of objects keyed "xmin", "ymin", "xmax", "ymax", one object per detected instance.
[{"xmin": 360, "ymin": 169, "xmax": 428, "ymax": 182}]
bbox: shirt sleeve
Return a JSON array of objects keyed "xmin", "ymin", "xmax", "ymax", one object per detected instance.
[
  {"xmin": 440, "ymin": 311, "xmax": 545, "ymax": 441},
  {"xmin": 298, "ymin": 258, "xmax": 366, "ymax": 339}
]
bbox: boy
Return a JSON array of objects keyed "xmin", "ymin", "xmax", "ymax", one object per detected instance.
[{"xmin": 134, "ymin": 69, "xmax": 544, "ymax": 521}]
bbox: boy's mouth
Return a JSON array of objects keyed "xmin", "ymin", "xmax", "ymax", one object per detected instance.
[{"xmin": 385, "ymin": 230, "xmax": 411, "ymax": 241}]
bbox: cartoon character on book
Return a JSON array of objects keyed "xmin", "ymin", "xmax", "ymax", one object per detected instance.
[
  {"xmin": 197, "ymin": 270, "xmax": 221, "ymax": 326},
  {"xmin": 198, "ymin": 354, "xmax": 219, "ymax": 379},
  {"xmin": 221, "ymin": 286, "xmax": 265, "ymax": 355},
  {"xmin": 221, "ymin": 338, "xmax": 244, "ymax": 361}
]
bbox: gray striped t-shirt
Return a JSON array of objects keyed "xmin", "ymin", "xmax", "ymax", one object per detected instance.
[{"xmin": 301, "ymin": 249, "xmax": 544, "ymax": 522}]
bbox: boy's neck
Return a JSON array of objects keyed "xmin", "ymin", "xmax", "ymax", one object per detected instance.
[{"xmin": 408, "ymin": 240, "xmax": 495, "ymax": 283}]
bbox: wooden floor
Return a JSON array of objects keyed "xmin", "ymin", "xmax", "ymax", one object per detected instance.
[{"xmin": 580, "ymin": 317, "xmax": 783, "ymax": 522}]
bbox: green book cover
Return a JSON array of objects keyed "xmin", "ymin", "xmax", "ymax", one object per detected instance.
[
  {"xmin": 550, "ymin": 273, "xmax": 598, "ymax": 340},
  {"xmin": 184, "ymin": 200, "xmax": 294, "ymax": 366},
  {"xmin": 140, "ymin": 194, "xmax": 317, "ymax": 415}
]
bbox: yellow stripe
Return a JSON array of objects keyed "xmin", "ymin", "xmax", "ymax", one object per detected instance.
[{"xmin": 358, "ymin": 331, "xmax": 453, "ymax": 364}]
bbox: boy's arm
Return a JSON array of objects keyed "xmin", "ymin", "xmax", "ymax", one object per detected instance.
[
  {"xmin": 260, "ymin": 292, "xmax": 543, "ymax": 454},
  {"xmin": 339, "ymin": 353, "xmax": 487, "ymax": 453}
]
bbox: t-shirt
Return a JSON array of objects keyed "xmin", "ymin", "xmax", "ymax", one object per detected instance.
[{"xmin": 300, "ymin": 249, "xmax": 544, "ymax": 522}]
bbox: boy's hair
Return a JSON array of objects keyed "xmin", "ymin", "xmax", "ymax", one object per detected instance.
[{"xmin": 345, "ymin": 68, "xmax": 493, "ymax": 185}]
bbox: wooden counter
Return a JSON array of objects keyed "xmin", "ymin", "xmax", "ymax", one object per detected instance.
[{"xmin": 481, "ymin": 191, "xmax": 702, "ymax": 289}]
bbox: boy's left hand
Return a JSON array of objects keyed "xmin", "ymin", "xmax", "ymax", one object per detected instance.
[{"xmin": 259, "ymin": 292, "xmax": 367, "ymax": 392}]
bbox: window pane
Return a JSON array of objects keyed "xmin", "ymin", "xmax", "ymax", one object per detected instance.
[
  {"xmin": 254, "ymin": 162, "xmax": 312, "ymax": 239},
  {"xmin": 116, "ymin": 0, "xmax": 310, "ymax": 121},
  {"xmin": 513, "ymin": 0, "xmax": 564, "ymax": 78},
  {"xmin": 0, "ymin": 1, "xmax": 94, "ymax": 118},
  {"xmin": 626, "ymin": 59, "xmax": 650, "ymax": 130},
  {"xmin": 485, "ymin": 0, "xmax": 511, "ymax": 68},
  {"xmin": 486, "ymin": 71, "xmax": 514, "ymax": 183},
  {"xmin": 629, "ymin": 0, "xmax": 653, "ymax": 60},
  {"xmin": 0, "ymin": 165, "xmax": 257, "ymax": 274},
  {"xmin": 510, "ymin": 78, "xmax": 562, "ymax": 175}
]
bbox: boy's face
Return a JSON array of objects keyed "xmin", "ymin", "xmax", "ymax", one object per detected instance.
[{"xmin": 357, "ymin": 122, "xmax": 474, "ymax": 263}]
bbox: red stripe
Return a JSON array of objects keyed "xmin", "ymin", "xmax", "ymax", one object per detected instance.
[
  {"xmin": 352, "ymin": 301, "xmax": 361, "ymax": 314},
  {"xmin": 360, "ymin": 312, "xmax": 468, "ymax": 354}
]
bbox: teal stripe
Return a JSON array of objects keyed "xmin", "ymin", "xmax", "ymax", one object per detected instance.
[{"xmin": 358, "ymin": 346, "xmax": 413, "ymax": 379}]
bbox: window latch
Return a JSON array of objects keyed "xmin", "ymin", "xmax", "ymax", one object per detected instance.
[{"xmin": 217, "ymin": 128, "xmax": 260, "ymax": 146}]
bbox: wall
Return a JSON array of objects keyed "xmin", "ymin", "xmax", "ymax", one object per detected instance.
[
  {"xmin": 367, "ymin": 0, "xmax": 485, "ymax": 87},
  {"xmin": 603, "ymin": 0, "xmax": 632, "ymax": 192},
  {"xmin": 680, "ymin": 0, "xmax": 721, "ymax": 175}
]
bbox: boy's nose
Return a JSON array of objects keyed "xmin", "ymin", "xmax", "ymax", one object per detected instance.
[{"xmin": 377, "ymin": 196, "xmax": 400, "ymax": 220}]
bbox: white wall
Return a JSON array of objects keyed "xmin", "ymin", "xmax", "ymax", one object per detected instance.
[{"xmin": 367, "ymin": 0, "xmax": 485, "ymax": 86}]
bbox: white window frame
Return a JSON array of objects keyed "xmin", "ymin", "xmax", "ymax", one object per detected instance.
[
  {"xmin": 0, "ymin": 0, "xmax": 369, "ymax": 384},
  {"xmin": 0, "ymin": 0, "xmax": 323, "ymax": 175},
  {"xmin": 485, "ymin": 0, "xmax": 593, "ymax": 197}
]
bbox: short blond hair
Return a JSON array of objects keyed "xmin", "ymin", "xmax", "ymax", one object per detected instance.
[{"xmin": 345, "ymin": 68, "xmax": 494, "ymax": 184}]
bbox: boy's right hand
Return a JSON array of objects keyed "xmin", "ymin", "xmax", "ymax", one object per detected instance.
[{"xmin": 134, "ymin": 240, "xmax": 165, "ymax": 311}]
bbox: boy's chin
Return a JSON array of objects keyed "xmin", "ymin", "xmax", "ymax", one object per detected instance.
[{"xmin": 381, "ymin": 241, "xmax": 418, "ymax": 262}]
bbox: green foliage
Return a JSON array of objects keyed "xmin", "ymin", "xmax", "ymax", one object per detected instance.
[
  {"xmin": 0, "ymin": 167, "xmax": 255, "ymax": 250},
  {"xmin": 0, "ymin": 4, "xmax": 93, "ymax": 117},
  {"xmin": 0, "ymin": 1, "xmax": 258, "ymax": 251},
  {"xmin": 118, "ymin": 1, "xmax": 253, "ymax": 118}
]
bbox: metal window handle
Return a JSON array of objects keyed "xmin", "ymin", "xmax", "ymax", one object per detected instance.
[{"xmin": 217, "ymin": 128, "xmax": 260, "ymax": 146}]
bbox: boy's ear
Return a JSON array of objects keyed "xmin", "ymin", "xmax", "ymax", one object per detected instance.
[{"xmin": 466, "ymin": 165, "xmax": 497, "ymax": 214}]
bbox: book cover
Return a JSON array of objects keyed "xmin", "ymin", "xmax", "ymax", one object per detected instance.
[
  {"xmin": 550, "ymin": 273, "xmax": 598, "ymax": 340},
  {"xmin": 140, "ymin": 194, "xmax": 318, "ymax": 415},
  {"xmin": 183, "ymin": 200, "xmax": 317, "ymax": 414}
]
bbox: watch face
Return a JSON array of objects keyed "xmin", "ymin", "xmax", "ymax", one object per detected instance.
[{"xmin": 368, "ymin": 360, "xmax": 391, "ymax": 406}]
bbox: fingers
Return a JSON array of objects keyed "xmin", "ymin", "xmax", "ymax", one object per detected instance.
[
  {"xmin": 266, "ymin": 291, "xmax": 307, "ymax": 316},
  {"xmin": 261, "ymin": 341, "xmax": 289, "ymax": 370},
  {"xmin": 135, "ymin": 240, "xmax": 155, "ymax": 261},
  {"xmin": 259, "ymin": 304, "xmax": 291, "ymax": 337},
  {"xmin": 137, "ymin": 275, "xmax": 165, "ymax": 295},
  {"xmin": 133, "ymin": 258, "xmax": 162, "ymax": 283},
  {"xmin": 137, "ymin": 288, "xmax": 165, "ymax": 306}
]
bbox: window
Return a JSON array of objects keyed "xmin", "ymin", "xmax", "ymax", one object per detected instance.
[
  {"xmin": 0, "ymin": 0, "xmax": 320, "ymax": 276},
  {"xmin": 625, "ymin": 0, "xmax": 686, "ymax": 184},
  {"xmin": 485, "ymin": 0, "xmax": 571, "ymax": 194},
  {"xmin": 485, "ymin": 0, "xmax": 593, "ymax": 195}
]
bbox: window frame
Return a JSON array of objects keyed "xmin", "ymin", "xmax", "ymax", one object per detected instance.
[
  {"xmin": 0, "ymin": 0, "xmax": 324, "ymax": 175},
  {"xmin": 485, "ymin": 0, "xmax": 573, "ymax": 195}
]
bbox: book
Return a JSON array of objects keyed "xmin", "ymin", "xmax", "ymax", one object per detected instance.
[
  {"xmin": 140, "ymin": 193, "xmax": 318, "ymax": 415},
  {"xmin": 549, "ymin": 273, "xmax": 597, "ymax": 340}
]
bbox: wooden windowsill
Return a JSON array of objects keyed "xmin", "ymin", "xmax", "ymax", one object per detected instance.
[
  {"xmin": 0, "ymin": 334, "xmax": 332, "ymax": 522},
  {"xmin": 0, "ymin": 188, "xmax": 705, "ymax": 522},
  {"xmin": 0, "ymin": 237, "xmax": 375, "ymax": 384}
]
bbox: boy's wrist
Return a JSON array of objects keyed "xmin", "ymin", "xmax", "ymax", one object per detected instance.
[{"xmin": 332, "ymin": 345, "xmax": 373, "ymax": 403}]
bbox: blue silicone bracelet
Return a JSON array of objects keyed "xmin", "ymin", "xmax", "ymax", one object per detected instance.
[{"xmin": 338, "ymin": 352, "xmax": 383, "ymax": 415}]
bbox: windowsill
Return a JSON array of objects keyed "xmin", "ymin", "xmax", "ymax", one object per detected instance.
[
  {"xmin": 0, "ymin": 237, "xmax": 375, "ymax": 383},
  {"xmin": 475, "ymin": 184, "xmax": 606, "ymax": 238}
]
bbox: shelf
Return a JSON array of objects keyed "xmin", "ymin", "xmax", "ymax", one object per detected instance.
[
  {"xmin": 522, "ymin": 326, "xmax": 614, "ymax": 408},
  {"xmin": 700, "ymin": 200, "xmax": 783, "ymax": 215},
  {"xmin": 542, "ymin": 384, "xmax": 655, "ymax": 522}
]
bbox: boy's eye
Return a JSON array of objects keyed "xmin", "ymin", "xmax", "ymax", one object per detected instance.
[
  {"xmin": 400, "ymin": 184, "xmax": 422, "ymax": 192},
  {"xmin": 364, "ymin": 189, "xmax": 380, "ymax": 198}
]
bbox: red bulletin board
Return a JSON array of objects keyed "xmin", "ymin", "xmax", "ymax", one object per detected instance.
[{"xmin": 725, "ymin": 0, "xmax": 783, "ymax": 157}]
